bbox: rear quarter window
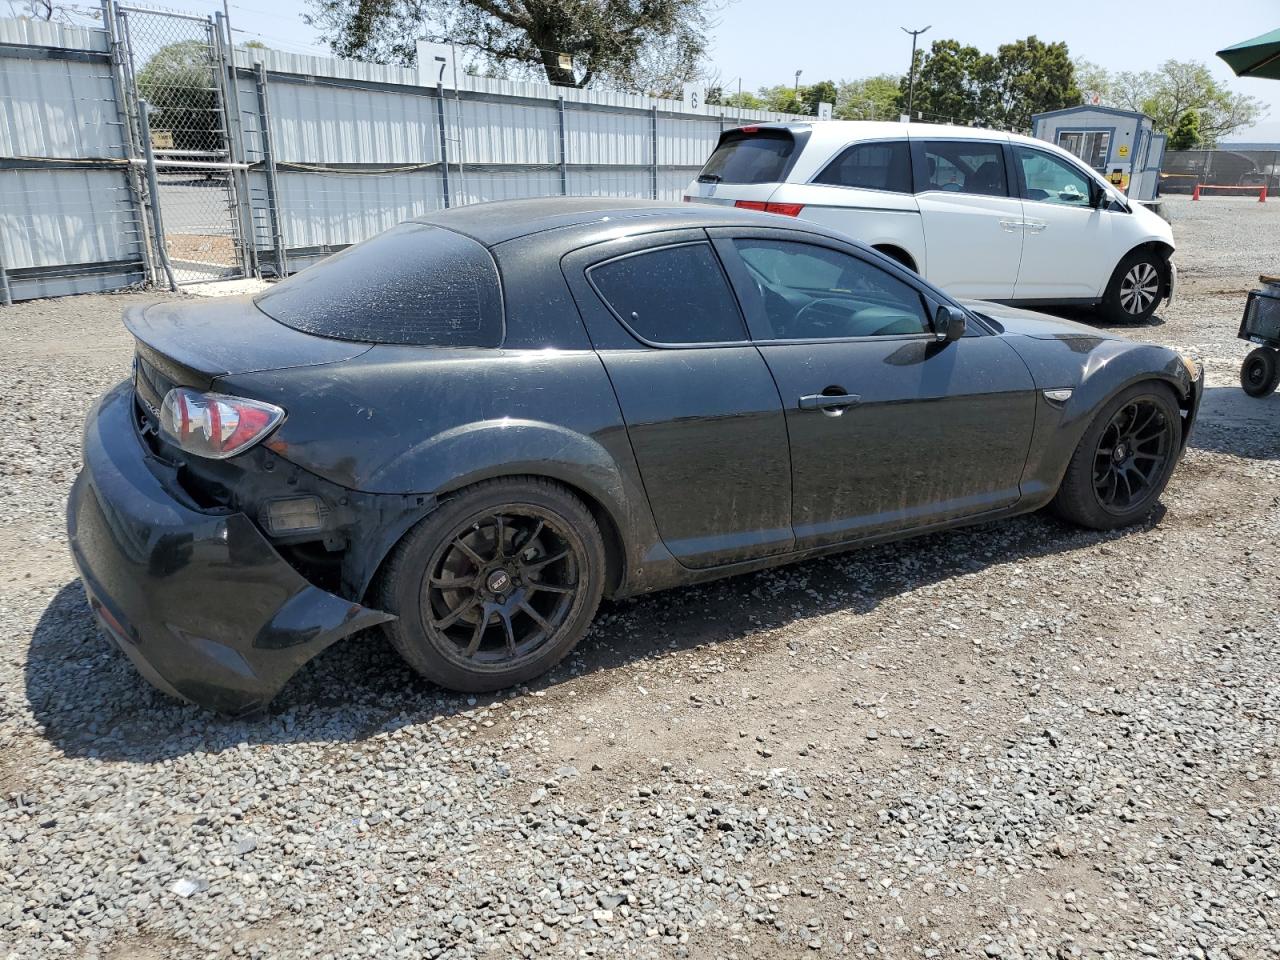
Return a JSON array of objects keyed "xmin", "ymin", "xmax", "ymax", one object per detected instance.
[
  {"xmin": 254, "ymin": 223, "xmax": 503, "ymax": 347},
  {"xmin": 814, "ymin": 140, "xmax": 912, "ymax": 193}
]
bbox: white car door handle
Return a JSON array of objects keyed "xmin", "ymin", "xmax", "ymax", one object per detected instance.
[
  {"xmin": 998, "ymin": 219, "xmax": 1023, "ymax": 232},
  {"xmin": 1024, "ymin": 221, "xmax": 1047, "ymax": 233}
]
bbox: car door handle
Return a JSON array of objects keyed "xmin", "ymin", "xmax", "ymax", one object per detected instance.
[
  {"xmin": 799, "ymin": 392, "xmax": 861, "ymax": 411},
  {"xmin": 999, "ymin": 218, "xmax": 1024, "ymax": 232},
  {"xmin": 1024, "ymin": 220, "xmax": 1047, "ymax": 233}
]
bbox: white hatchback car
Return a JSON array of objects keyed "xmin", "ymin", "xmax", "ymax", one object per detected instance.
[{"xmin": 684, "ymin": 121, "xmax": 1175, "ymax": 323}]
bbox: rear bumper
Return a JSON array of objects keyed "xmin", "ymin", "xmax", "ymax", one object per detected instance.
[{"xmin": 66, "ymin": 380, "xmax": 393, "ymax": 716}]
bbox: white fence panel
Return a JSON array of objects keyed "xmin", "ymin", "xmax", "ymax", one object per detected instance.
[
  {"xmin": 1, "ymin": 168, "xmax": 140, "ymax": 268},
  {"xmin": 275, "ymin": 170, "xmax": 444, "ymax": 248}
]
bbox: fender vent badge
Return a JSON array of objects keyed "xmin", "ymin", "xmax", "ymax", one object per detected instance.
[{"xmin": 1043, "ymin": 388, "xmax": 1073, "ymax": 403}]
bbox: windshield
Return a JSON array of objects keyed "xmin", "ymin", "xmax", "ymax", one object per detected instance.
[{"xmin": 254, "ymin": 223, "xmax": 503, "ymax": 347}]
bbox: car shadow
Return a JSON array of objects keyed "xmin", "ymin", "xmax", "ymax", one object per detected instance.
[
  {"xmin": 27, "ymin": 508, "xmax": 1158, "ymax": 763},
  {"xmin": 1188, "ymin": 384, "xmax": 1280, "ymax": 460},
  {"xmin": 1032, "ymin": 303, "xmax": 1168, "ymax": 331}
]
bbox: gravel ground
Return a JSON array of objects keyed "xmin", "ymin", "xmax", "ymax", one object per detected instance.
[{"xmin": 2, "ymin": 195, "xmax": 1278, "ymax": 960}]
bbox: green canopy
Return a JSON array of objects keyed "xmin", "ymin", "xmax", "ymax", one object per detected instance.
[{"xmin": 1217, "ymin": 27, "xmax": 1280, "ymax": 80}]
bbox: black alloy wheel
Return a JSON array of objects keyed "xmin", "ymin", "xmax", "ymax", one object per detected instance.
[
  {"xmin": 423, "ymin": 509, "xmax": 580, "ymax": 667},
  {"xmin": 1241, "ymin": 347, "xmax": 1280, "ymax": 397},
  {"xmin": 379, "ymin": 477, "xmax": 606, "ymax": 693},
  {"xmin": 1090, "ymin": 398, "xmax": 1174, "ymax": 514},
  {"xmin": 1051, "ymin": 382, "xmax": 1182, "ymax": 531}
]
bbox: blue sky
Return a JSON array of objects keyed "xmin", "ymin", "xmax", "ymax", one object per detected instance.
[{"xmin": 154, "ymin": 0, "xmax": 1279, "ymax": 141}]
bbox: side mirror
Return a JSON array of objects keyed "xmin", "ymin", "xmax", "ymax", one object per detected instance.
[{"xmin": 933, "ymin": 304, "xmax": 967, "ymax": 343}]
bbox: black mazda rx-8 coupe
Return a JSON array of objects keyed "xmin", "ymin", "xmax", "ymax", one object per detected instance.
[{"xmin": 68, "ymin": 198, "xmax": 1202, "ymax": 714}]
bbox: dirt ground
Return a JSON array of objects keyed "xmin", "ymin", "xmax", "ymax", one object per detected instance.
[{"xmin": 0, "ymin": 196, "xmax": 1277, "ymax": 960}]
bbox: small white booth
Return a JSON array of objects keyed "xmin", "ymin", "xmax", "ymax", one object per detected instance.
[{"xmin": 1031, "ymin": 105, "xmax": 1165, "ymax": 203}]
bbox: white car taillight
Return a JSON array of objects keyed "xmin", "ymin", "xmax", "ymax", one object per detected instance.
[{"xmin": 158, "ymin": 388, "xmax": 285, "ymax": 460}]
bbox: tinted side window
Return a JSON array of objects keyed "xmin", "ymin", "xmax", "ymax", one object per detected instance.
[
  {"xmin": 732, "ymin": 239, "xmax": 929, "ymax": 341},
  {"xmin": 917, "ymin": 141, "xmax": 1009, "ymax": 197},
  {"xmin": 813, "ymin": 140, "xmax": 911, "ymax": 192},
  {"xmin": 255, "ymin": 223, "xmax": 502, "ymax": 347},
  {"xmin": 1014, "ymin": 146, "xmax": 1092, "ymax": 206},
  {"xmin": 589, "ymin": 243, "xmax": 747, "ymax": 345}
]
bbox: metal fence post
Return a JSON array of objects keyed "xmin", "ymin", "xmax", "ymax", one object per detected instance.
[
  {"xmin": 254, "ymin": 62, "xmax": 288, "ymax": 277},
  {"xmin": 650, "ymin": 104, "xmax": 659, "ymax": 200},
  {"xmin": 435, "ymin": 83, "xmax": 451, "ymax": 208},
  {"xmin": 214, "ymin": 11, "xmax": 255, "ymax": 277},
  {"xmin": 557, "ymin": 95, "xmax": 568, "ymax": 196},
  {"xmin": 137, "ymin": 100, "xmax": 178, "ymax": 291},
  {"xmin": 0, "ymin": 250, "xmax": 12, "ymax": 306},
  {"xmin": 100, "ymin": 0, "xmax": 153, "ymax": 287}
]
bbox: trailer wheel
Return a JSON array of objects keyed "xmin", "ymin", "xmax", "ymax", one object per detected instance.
[{"xmin": 1241, "ymin": 347, "xmax": 1280, "ymax": 397}]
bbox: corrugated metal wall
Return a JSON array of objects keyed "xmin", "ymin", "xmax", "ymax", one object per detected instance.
[
  {"xmin": 0, "ymin": 18, "xmax": 146, "ymax": 300},
  {"xmin": 234, "ymin": 42, "xmax": 802, "ymax": 276},
  {"xmin": 0, "ymin": 11, "xmax": 802, "ymax": 299}
]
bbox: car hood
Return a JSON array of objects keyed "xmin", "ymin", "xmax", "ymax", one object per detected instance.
[{"xmin": 961, "ymin": 300, "xmax": 1125, "ymax": 341}]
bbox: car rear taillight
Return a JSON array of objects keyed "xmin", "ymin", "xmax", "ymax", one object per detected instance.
[
  {"xmin": 158, "ymin": 387, "xmax": 285, "ymax": 460},
  {"xmin": 734, "ymin": 200, "xmax": 805, "ymax": 217}
]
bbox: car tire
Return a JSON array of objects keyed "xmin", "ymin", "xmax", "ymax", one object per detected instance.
[
  {"xmin": 1241, "ymin": 347, "xmax": 1280, "ymax": 397},
  {"xmin": 1051, "ymin": 381, "xmax": 1182, "ymax": 531},
  {"xmin": 1101, "ymin": 250, "xmax": 1166, "ymax": 324},
  {"xmin": 377, "ymin": 477, "xmax": 606, "ymax": 693}
]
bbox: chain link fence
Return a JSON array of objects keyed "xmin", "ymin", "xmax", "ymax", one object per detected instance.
[
  {"xmin": 116, "ymin": 4, "xmax": 245, "ymax": 282},
  {"xmin": 1162, "ymin": 149, "xmax": 1280, "ymax": 195},
  {"xmin": 1, "ymin": 2, "xmax": 803, "ymax": 300}
]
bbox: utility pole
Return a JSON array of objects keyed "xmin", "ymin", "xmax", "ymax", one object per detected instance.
[
  {"xmin": 794, "ymin": 69, "xmax": 802, "ymax": 96},
  {"xmin": 902, "ymin": 25, "xmax": 930, "ymax": 120}
]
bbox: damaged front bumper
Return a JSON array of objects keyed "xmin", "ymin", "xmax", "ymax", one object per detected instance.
[{"xmin": 66, "ymin": 381, "xmax": 395, "ymax": 716}]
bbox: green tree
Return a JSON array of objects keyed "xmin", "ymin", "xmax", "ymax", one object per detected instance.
[
  {"xmin": 1168, "ymin": 109, "xmax": 1201, "ymax": 151},
  {"xmin": 1098, "ymin": 59, "xmax": 1262, "ymax": 145},
  {"xmin": 901, "ymin": 36, "xmax": 1079, "ymax": 130},
  {"xmin": 756, "ymin": 83, "xmax": 807, "ymax": 114},
  {"xmin": 136, "ymin": 40, "xmax": 221, "ymax": 152},
  {"xmin": 979, "ymin": 36, "xmax": 1079, "ymax": 131},
  {"xmin": 1072, "ymin": 57, "xmax": 1111, "ymax": 103},
  {"xmin": 802, "ymin": 79, "xmax": 838, "ymax": 115},
  {"xmin": 835, "ymin": 74, "xmax": 901, "ymax": 120},
  {"xmin": 304, "ymin": 0, "xmax": 712, "ymax": 90},
  {"xmin": 899, "ymin": 39, "xmax": 986, "ymax": 124},
  {"xmin": 705, "ymin": 87, "xmax": 766, "ymax": 110}
]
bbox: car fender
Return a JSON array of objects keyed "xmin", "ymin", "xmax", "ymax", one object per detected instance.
[
  {"xmin": 365, "ymin": 417, "xmax": 661, "ymax": 594},
  {"xmin": 369, "ymin": 417, "xmax": 628, "ymax": 509},
  {"xmin": 1006, "ymin": 335, "xmax": 1196, "ymax": 504}
]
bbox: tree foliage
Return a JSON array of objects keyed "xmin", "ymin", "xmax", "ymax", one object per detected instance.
[
  {"xmin": 1098, "ymin": 60, "xmax": 1262, "ymax": 145},
  {"xmin": 835, "ymin": 74, "xmax": 900, "ymax": 120},
  {"xmin": 717, "ymin": 79, "xmax": 837, "ymax": 115},
  {"xmin": 1168, "ymin": 109, "xmax": 1201, "ymax": 151},
  {"xmin": 900, "ymin": 35, "xmax": 1078, "ymax": 131},
  {"xmin": 136, "ymin": 40, "xmax": 222, "ymax": 152},
  {"xmin": 752, "ymin": 83, "xmax": 805, "ymax": 114},
  {"xmin": 900, "ymin": 39, "xmax": 985, "ymax": 124},
  {"xmin": 705, "ymin": 88, "xmax": 765, "ymax": 110},
  {"xmin": 304, "ymin": 0, "xmax": 713, "ymax": 92}
]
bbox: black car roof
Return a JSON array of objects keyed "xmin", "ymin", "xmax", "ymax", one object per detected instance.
[{"xmin": 411, "ymin": 197, "xmax": 806, "ymax": 247}]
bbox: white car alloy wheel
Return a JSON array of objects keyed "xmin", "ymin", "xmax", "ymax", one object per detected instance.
[{"xmin": 1120, "ymin": 261, "xmax": 1160, "ymax": 316}]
